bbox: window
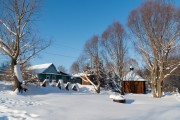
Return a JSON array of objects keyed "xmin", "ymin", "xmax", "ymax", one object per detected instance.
[
  {"xmin": 46, "ymin": 75, "xmax": 50, "ymax": 79},
  {"xmin": 52, "ymin": 75, "xmax": 56, "ymax": 80}
]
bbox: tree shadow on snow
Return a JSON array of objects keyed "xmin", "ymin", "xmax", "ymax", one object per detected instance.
[{"xmin": 0, "ymin": 115, "xmax": 8, "ymax": 120}]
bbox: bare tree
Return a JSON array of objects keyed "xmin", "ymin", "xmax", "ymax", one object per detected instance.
[
  {"xmin": 163, "ymin": 57, "xmax": 180, "ymax": 92},
  {"xmin": 0, "ymin": 0, "xmax": 49, "ymax": 91},
  {"xmin": 84, "ymin": 35, "xmax": 99, "ymax": 68},
  {"xmin": 101, "ymin": 22, "xmax": 127, "ymax": 95},
  {"xmin": 57, "ymin": 65, "xmax": 67, "ymax": 73},
  {"xmin": 124, "ymin": 58, "xmax": 139, "ymax": 72},
  {"xmin": 128, "ymin": 0, "xmax": 180, "ymax": 97},
  {"xmin": 84, "ymin": 35, "xmax": 101, "ymax": 93},
  {"xmin": 70, "ymin": 61, "xmax": 80, "ymax": 74},
  {"xmin": 70, "ymin": 53, "xmax": 88, "ymax": 74},
  {"xmin": 163, "ymin": 48, "xmax": 180, "ymax": 92}
]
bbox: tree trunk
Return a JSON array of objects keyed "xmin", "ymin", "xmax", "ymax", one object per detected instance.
[
  {"xmin": 96, "ymin": 80, "xmax": 101, "ymax": 93},
  {"xmin": 151, "ymin": 80, "xmax": 163, "ymax": 98},
  {"xmin": 157, "ymin": 81, "xmax": 162, "ymax": 98},
  {"xmin": 151, "ymin": 81, "xmax": 157, "ymax": 98},
  {"xmin": 81, "ymin": 74, "xmax": 101, "ymax": 94},
  {"xmin": 120, "ymin": 80, "xmax": 124, "ymax": 95},
  {"xmin": 11, "ymin": 59, "xmax": 21, "ymax": 91}
]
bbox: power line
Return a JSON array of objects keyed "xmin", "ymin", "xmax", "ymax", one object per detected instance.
[
  {"xmin": 44, "ymin": 52, "xmax": 78, "ymax": 59},
  {"xmin": 51, "ymin": 43, "xmax": 84, "ymax": 52}
]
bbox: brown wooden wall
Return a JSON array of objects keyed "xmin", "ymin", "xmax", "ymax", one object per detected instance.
[
  {"xmin": 82, "ymin": 78, "xmax": 91, "ymax": 85},
  {"xmin": 81, "ymin": 76, "xmax": 91, "ymax": 85},
  {"xmin": 81, "ymin": 75, "xmax": 96, "ymax": 85},
  {"xmin": 123, "ymin": 81, "xmax": 146, "ymax": 94}
]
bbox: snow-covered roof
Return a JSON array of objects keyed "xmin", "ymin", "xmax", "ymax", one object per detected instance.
[
  {"xmin": 72, "ymin": 73, "xmax": 92, "ymax": 77},
  {"xmin": 28, "ymin": 63, "xmax": 53, "ymax": 74},
  {"xmin": 123, "ymin": 70, "xmax": 147, "ymax": 81}
]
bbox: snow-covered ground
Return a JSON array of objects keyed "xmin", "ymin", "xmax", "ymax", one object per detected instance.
[{"xmin": 0, "ymin": 81, "xmax": 180, "ymax": 120}]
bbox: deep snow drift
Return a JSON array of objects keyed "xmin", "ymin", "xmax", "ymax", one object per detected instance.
[{"xmin": 0, "ymin": 81, "xmax": 180, "ymax": 120}]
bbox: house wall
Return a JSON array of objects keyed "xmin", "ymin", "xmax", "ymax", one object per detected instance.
[
  {"xmin": 123, "ymin": 81, "xmax": 146, "ymax": 94},
  {"xmin": 72, "ymin": 77, "xmax": 82, "ymax": 84},
  {"xmin": 62, "ymin": 76, "xmax": 71, "ymax": 83},
  {"xmin": 38, "ymin": 74, "xmax": 62, "ymax": 82},
  {"xmin": 38, "ymin": 74, "xmax": 82, "ymax": 84},
  {"xmin": 61, "ymin": 76, "xmax": 82, "ymax": 84}
]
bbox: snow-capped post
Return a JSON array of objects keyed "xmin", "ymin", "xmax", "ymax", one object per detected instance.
[
  {"xmin": 42, "ymin": 79, "xmax": 50, "ymax": 87},
  {"xmin": 72, "ymin": 83, "xmax": 80, "ymax": 91},
  {"xmin": 56, "ymin": 79, "xmax": 65, "ymax": 90},
  {"xmin": 41, "ymin": 79, "xmax": 47, "ymax": 87},
  {"xmin": 65, "ymin": 82, "xmax": 72, "ymax": 91},
  {"xmin": 56, "ymin": 80, "xmax": 61, "ymax": 89}
]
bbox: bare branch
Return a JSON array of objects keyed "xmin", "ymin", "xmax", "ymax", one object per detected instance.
[
  {"xmin": 0, "ymin": 19, "xmax": 17, "ymax": 36},
  {"xmin": 164, "ymin": 63, "xmax": 180, "ymax": 79}
]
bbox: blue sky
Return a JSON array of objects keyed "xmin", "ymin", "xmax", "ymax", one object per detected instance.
[
  {"xmin": 32, "ymin": 0, "xmax": 180, "ymax": 72},
  {"xmin": 1, "ymin": 0, "xmax": 179, "ymax": 72},
  {"xmin": 32, "ymin": 0, "xmax": 145, "ymax": 71}
]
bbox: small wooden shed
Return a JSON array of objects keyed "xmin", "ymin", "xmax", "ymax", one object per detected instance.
[{"xmin": 123, "ymin": 68, "xmax": 147, "ymax": 94}]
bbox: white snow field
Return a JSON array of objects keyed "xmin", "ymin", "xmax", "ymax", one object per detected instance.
[{"xmin": 0, "ymin": 81, "xmax": 180, "ymax": 120}]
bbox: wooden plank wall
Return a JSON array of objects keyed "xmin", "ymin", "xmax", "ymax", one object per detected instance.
[{"xmin": 124, "ymin": 81, "xmax": 146, "ymax": 94}]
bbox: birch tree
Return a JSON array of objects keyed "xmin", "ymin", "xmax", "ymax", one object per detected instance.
[
  {"xmin": 101, "ymin": 22, "xmax": 127, "ymax": 95},
  {"xmin": 84, "ymin": 35, "xmax": 101, "ymax": 93},
  {"xmin": 0, "ymin": 0, "xmax": 49, "ymax": 91},
  {"xmin": 84, "ymin": 35, "xmax": 99, "ymax": 68},
  {"xmin": 79, "ymin": 73, "xmax": 101, "ymax": 93},
  {"xmin": 70, "ymin": 61, "xmax": 80, "ymax": 74},
  {"xmin": 128, "ymin": 0, "xmax": 180, "ymax": 98}
]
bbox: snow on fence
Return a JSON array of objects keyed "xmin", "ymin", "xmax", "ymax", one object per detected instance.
[
  {"xmin": 72, "ymin": 83, "xmax": 79, "ymax": 91},
  {"xmin": 65, "ymin": 82, "xmax": 72, "ymax": 91},
  {"xmin": 56, "ymin": 79, "xmax": 65, "ymax": 90},
  {"xmin": 41, "ymin": 79, "xmax": 50, "ymax": 87},
  {"xmin": 38, "ymin": 79, "xmax": 81, "ymax": 92}
]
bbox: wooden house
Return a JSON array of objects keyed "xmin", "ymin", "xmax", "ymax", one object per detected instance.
[
  {"xmin": 71, "ymin": 76, "xmax": 82, "ymax": 84},
  {"xmin": 59, "ymin": 71, "xmax": 72, "ymax": 83},
  {"xmin": 29, "ymin": 63, "xmax": 82, "ymax": 84},
  {"xmin": 29, "ymin": 63, "xmax": 61, "ymax": 82},
  {"xmin": 123, "ymin": 67, "xmax": 147, "ymax": 94}
]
